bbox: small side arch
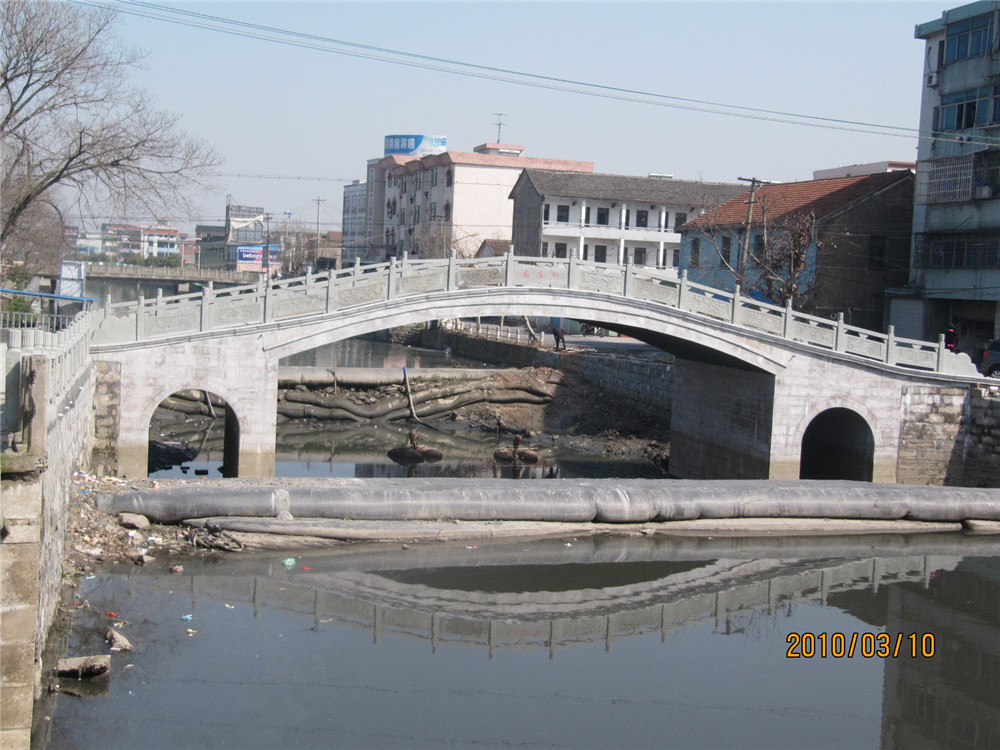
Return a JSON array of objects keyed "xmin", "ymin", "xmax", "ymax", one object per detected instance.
[
  {"xmin": 148, "ymin": 389, "xmax": 241, "ymax": 478},
  {"xmin": 799, "ymin": 407, "xmax": 874, "ymax": 482}
]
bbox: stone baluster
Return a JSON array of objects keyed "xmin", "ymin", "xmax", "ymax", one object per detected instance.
[
  {"xmin": 835, "ymin": 313, "xmax": 846, "ymax": 352},
  {"xmin": 136, "ymin": 295, "xmax": 144, "ymax": 340},
  {"xmin": 782, "ymin": 299, "xmax": 793, "ymax": 339},
  {"xmin": 387, "ymin": 257, "xmax": 397, "ymax": 300},
  {"xmin": 886, "ymin": 326, "xmax": 897, "ymax": 366},
  {"xmin": 731, "ymin": 284, "xmax": 742, "ymax": 325}
]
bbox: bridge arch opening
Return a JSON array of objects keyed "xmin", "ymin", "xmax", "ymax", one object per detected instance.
[
  {"xmin": 799, "ymin": 408, "xmax": 874, "ymax": 482},
  {"xmin": 148, "ymin": 390, "xmax": 241, "ymax": 478}
]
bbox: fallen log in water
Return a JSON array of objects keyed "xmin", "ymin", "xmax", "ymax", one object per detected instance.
[{"xmin": 158, "ymin": 367, "xmax": 562, "ymax": 423}]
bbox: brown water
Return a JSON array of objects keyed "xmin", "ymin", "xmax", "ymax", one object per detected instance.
[{"xmin": 35, "ymin": 534, "xmax": 1000, "ymax": 749}]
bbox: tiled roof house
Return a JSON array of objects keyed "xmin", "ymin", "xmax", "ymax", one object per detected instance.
[{"xmin": 679, "ymin": 171, "xmax": 915, "ymax": 329}]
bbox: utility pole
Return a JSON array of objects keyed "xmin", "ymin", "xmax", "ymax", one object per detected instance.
[
  {"xmin": 493, "ymin": 113, "xmax": 507, "ymax": 142},
  {"xmin": 736, "ymin": 176, "xmax": 771, "ymax": 283},
  {"xmin": 263, "ymin": 213, "xmax": 272, "ymax": 276},
  {"xmin": 313, "ymin": 196, "xmax": 325, "ymax": 266}
]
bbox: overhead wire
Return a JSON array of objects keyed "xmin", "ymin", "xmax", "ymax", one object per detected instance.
[{"xmin": 67, "ymin": 0, "xmax": 977, "ymax": 146}]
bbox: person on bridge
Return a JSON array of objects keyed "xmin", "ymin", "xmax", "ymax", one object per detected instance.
[{"xmin": 552, "ymin": 326, "xmax": 566, "ymax": 351}]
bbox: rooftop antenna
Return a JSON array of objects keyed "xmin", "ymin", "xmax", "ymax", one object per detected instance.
[{"xmin": 493, "ymin": 113, "xmax": 507, "ymax": 142}]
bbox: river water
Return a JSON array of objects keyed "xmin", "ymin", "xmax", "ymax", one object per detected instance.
[
  {"xmin": 36, "ymin": 534, "xmax": 1000, "ymax": 749},
  {"xmin": 42, "ymin": 336, "xmax": 1000, "ymax": 747}
]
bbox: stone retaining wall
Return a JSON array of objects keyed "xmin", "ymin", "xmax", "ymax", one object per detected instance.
[{"xmin": 1, "ymin": 357, "xmax": 93, "ymax": 749}]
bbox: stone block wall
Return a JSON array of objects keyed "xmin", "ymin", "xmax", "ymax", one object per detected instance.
[
  {"xmin": 1, "ymin": 358, "xmax": 93, "ymax": 749},
  {"xmin": 961, "ymin": 385, "xmax": 1000, "ymax": 488},
  {"xmin": 896, "ymin": 385, "xmax": 970, "ymax": 485}
]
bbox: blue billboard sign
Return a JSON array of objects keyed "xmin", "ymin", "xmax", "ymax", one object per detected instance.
[
  {"xmin": 383, "ymin": 134, "xmax": 447, "ymax": 157},
  {"xmin": 235, "ymin": 244, "xmax": 281, "ymax": 264}
]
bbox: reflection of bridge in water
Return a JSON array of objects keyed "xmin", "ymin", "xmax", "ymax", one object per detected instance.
[{"xmin": 120, "ymin": 535, "xmax": 997, "ymax": 658}]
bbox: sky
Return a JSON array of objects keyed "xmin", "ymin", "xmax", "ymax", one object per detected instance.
[{"xmin": 79, "ymin": 0, "xmax": 949, "ymax": 235}]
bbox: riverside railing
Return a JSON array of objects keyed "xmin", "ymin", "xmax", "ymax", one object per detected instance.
[
  {"xmin": 1, "ymin": 310, "xmax": 93, "ymax": 438},
  {"xmin": 87, "ymin": 252, "xmax": 968, "ymax": 375}
]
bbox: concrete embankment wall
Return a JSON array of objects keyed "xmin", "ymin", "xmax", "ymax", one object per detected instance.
[
  {"xmin": 419, "ymin": 329, "xmax": 674, "ymax": 416},
  {"xmin": 1, "ymin": 358, "xmax": 94, "ymax": 748}
]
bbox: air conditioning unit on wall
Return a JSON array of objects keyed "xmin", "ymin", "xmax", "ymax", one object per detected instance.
[{"xmin": 926, "ymin": 72, "xmax": 939, "ymax": 87}]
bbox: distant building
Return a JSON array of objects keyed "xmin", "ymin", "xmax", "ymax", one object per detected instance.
[
  {"xmin": 509, "ymin": 170, "xmax": 743, "ymax": 266},
  {"xmin": 475, "ymin": 238, "xmax": 512, "ymax": 258},
  {"xmin": 199, "ymin": 204, "xmax": 280, "ymax": 272},
  {"xmin": 679, "ymin": 171, "xmax": 915, "ymax": 330},
  {"xmin": 812, "ymin": 161, "xmax": 915, "ymax": 180},
  {"xmin": 141, "ymin": 221, "xmax": 179, "ymax": 259},
  {"xmin": 102, "ymin": 223, "xmax": 142, "ymax": 259},
  {"xmin": 379, "ymin": 142, "xmax": 593, "ymax": 260},
  {"xmin": 341, "ymin": 180, "xmax": 368, "ymax": 265},
  {"xmin": 898, "ymin": 1, "xmax": 1000, "ymax": 355}
]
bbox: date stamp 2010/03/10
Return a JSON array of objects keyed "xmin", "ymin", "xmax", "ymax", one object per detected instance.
[{"xmin": 786, "ymin": 632, "xmax": 935, "ymax": 659}]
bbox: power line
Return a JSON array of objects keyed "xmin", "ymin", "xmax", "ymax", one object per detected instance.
[{"xmin": 69, "ymin": 0, "xmax": 960, "ymax": 146}]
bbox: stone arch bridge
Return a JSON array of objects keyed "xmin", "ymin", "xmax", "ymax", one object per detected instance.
[{"xmin": 86, "ymin": 253, "xmax": 982, "ymax": 480}]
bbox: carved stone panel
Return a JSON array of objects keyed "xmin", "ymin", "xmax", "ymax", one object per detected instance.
[
  {"xmin": 399, "ymin": 271, "xmax": 447, "ymax": 296},
  {"xmin": 894, "ymin": 347, "xmax": 935, "ymax": 368},
  {"xmin": 216, "ymin": 301, "xmax": 263, "ymax": 326},
  {"xmin": 742, "ymin": 309, "xmax": 784, "ymax": 335},
  {"xmin": 147, "ymin": 310, "xmax": 198, "ymax": 334},
  {"xmin": 579, "ymin": 270, "xmax": 622, "ymax": 294},
  {"xmin": 514, "ymin": 263, "xmax": 566, "ymax": 288},
  {"xmin": 685, "ymin": 293, "xmax": 729, "ymax": 321},
  {"xmin": 275, "ymin": 293, "xmax": 326, "ymax": 319},
  {"xmin": 336, "ymin": 283, "xmax": 385, "ymax": 308},
  {"xmin": 845, "ymin": 336, "xmax": 885, "ymax": 360},
  {"xmin": 457, "ymin": 267, "xmax": 504, "ymax": 289},
  {"xmin": 633, "ymin": 279, "xmax": 679, "ymax": 306},
  {"xmin": 791, "ymin": 321, "xmax": 835, "ymax": 348}
]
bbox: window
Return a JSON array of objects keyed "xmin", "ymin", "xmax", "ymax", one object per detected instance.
[
  {"xmin": 624, "ymin": 209, "xmax": 630, "ymax": 228},
  {"xmin": 414, "ymin": 205, "xmax": 420, "ymax": 224},
  {"xmin": 633, "ymin": 248, "xmax": 647, "ymax": 265},
  {"xmin": 584, "ymin": 207, "xmax": 591, "ymax": 225},
  {"xmin": 415, "ymin": 172, "xmax": 423, "ymax": 190},
  {"xmin": 443, "ymin": 203, "xmax": 452, "ymax": 221},
  {"xmin": 690, "ymin": 237, "xmax": 700, "ymax": 267},
  {"xmin": 868, "ymin": 236, "xmax": 887, "ymax": 269},
  {"xmin": 541, "ymin": 242, "xmax": 548, "ymax": 256},
  {"xmin": 937, "ymin": 88, "xmax": 993, "ymax": 130},
  {"xmin": 594, "ymin": 245, "xmax": 607, "ymax": 263},
  {"xmin": 555, "ymin": 242, "xmax": 567, "ymax": 258},
  {"xmin": 597, "ymin": 207, "xmax": 609, "ymax": 225},
  {"xmin": 675, "ymin": 212, "xmax": 687, "ymax": 229},
  {"xmin": 430, "ymin": 202, "xmax": 437, "ymax": 220},
  {"xmin": 401, "ymin": 179, "xmax": 407, "ymax": 195},
  {"xmin": 445, "ymin": 169, "xmax": 453, "ymax": 187},
  {"xmin": 399, "ymin": 208, "xmax": 405, "ymax": 224},
  {"xmin": 636, "ymin": 210, "xmax": 648, "ymax": 228},
  {"xmin": 945, "ymin": 13, "xmax": 994, "ymax": 64},
  {"xmin": 430, "ymin": 168, "xmax": 438, "ymax": 187},
  {"xmin": 543, "ymin": 204, "xmax": 550, "ymax": 222},
  {"xmin": 557, "ymin": 204, "xmax": 570, "ymax": 223},
  {"xmin": 720, "ymin": 236, "xmax": 732, "ymax": 266},
  {"xmin": 752, "ymin": 234, "xmax": 765, "ymax": 258}
]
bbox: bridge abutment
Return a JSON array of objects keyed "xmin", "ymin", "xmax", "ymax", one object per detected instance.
[
  {"xmin": 670, "ymin": 360, "xmax": 774, "ymax": 479},
  {"xmin": 95, "ymin": 338, "xmax": 278, "ymax": 479}
]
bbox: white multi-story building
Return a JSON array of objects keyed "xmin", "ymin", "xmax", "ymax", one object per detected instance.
[
  {"xmin": 378, "ymin": 143, "xmax": 593, "ymax": 259},
  {"xmin": 141, "ymin": 221, "xmax": 179, "ymax": 259},
  {"xmin": 509, "ymin": 170, "xmax": 743, "ymax": 267},
  {"xmin": 341, "ymin": 179, "xmax": 368, "ymax": 265}
]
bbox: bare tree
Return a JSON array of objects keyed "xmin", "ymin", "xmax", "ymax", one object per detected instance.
[
  {"xmin": 1, "ymin": 0, "xmax": 219, "ymax": 265},
  {"xmin": 695, "ymin": 203, "xmax": 819, "ymax": 311}
]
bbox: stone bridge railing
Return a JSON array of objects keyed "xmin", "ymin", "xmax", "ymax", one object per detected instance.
[
  {"xmin": 85, "ymin": 252, "xmax": 969, "ymax": 374},
  {"xmin": 1, "ymin": 311, "xmax": 93, "ymax": 447}
]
